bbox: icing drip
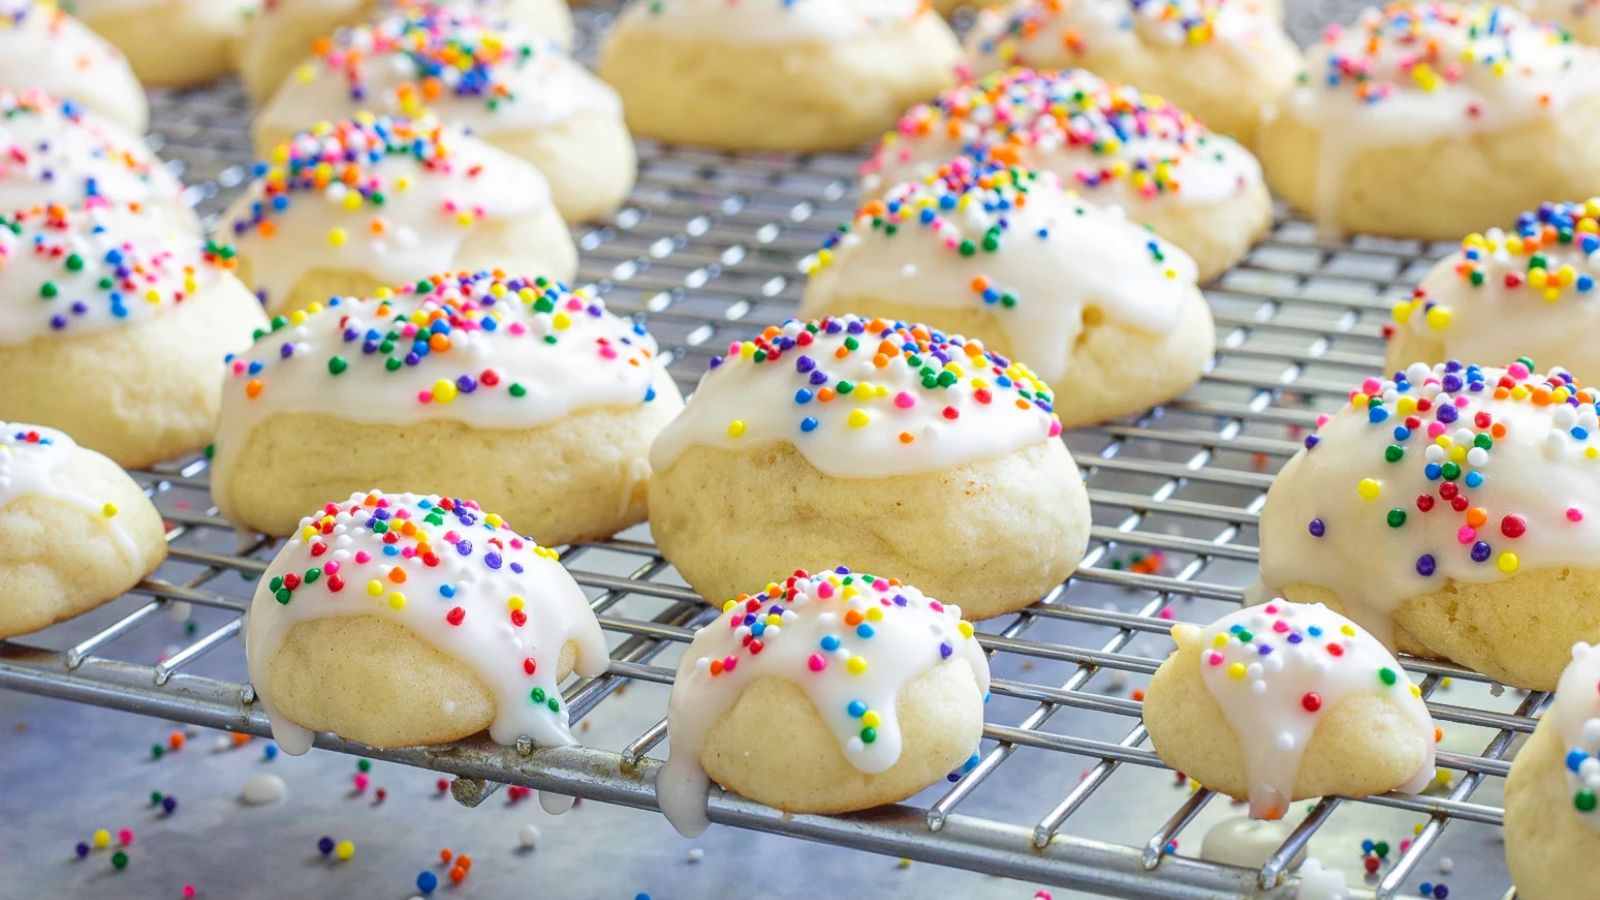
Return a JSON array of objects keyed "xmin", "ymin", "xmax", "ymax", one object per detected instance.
[
  {"xmin": 0, "ymin": 202, "xmax": 237, "ymax": 345},
  {"xmin": 807, "ymin": 159, "xmax": 1197, "ymax": 384},
  {"xmin": 862, "ymin": 68, "xmax": 1262, "ymax": 207},
  {"xmin": 212, "ymin": 272, "xmax": 669, "ymax": 488},
  {"xmin": 649, "ymin": 314, "xmax": 1063, "ymax": 479},
  {"xmin": 1190, "ymin": 600, "xmax": 1436, "ymax": 818},
  {"xmin": 224, "ymin": 115, "xmax": 556, "ymax": 309},
  {"xmin": 1550, "ymin": 641, "xmax": 1600, "ymax": 829},
  {"xmin": 244, "ymin": 490, "xmax": 609, "ymax": 757},
  {"xmin": 966, "ymin": 0, "xmax": 1284, "ymax": 69},
  {"xmin": 1259, "ymin": 360, "xmax": 1600, "ymax": 643},
  {"xmin": 256, "ymin": 6, "xmax": 619, "ymax": 137},
  {"xmin": 614, "ymin": 0, "xmax": 926, "ymax": 44},
  {"xmin": 1288, "ymin": 2, "xmax": 1600, "ymax": 229},
  {"xmin": 0, "ymin": 421, "xmax": 138, "ymax": 561},
  {"xmin": 1198, "ymin": 817, "xmax": 1302, "ymax": 869},
  {"xmin": 1390, "ymin": 200, "xmax": 1600, "ymax": 374},
  {"xmin": 657, "ymin": 566, "xmax": 990, "ymax": 837},
  {"xmin": 0, "ymin": 87, "xmax": 185, "ymax": 215}
]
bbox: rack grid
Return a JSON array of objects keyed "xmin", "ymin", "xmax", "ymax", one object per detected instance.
[{"xmin": 0, "ymin": 5, "xmax": 1539, "ymax": 899}]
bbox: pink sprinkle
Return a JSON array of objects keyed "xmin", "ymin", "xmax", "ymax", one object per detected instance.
[
  {"xmin": 1427, "ymin": 422, "xmax": 1446, "ymax": 438},
  {"xmin": 1273, "ymin": 620, "xmax": 1290, "ymax": 633},
  {"xmin": 600, "ymin": 346, "xmax": 618, "ymax": 360},
  {"xmin": 807, "ymin": 654, "xmax": 826, "ymax": 672},
  {"xmin": 508, "ymin": 322, "xmax": 526, "ymax": 336},
  {"xmin": 353, "ymin": 773, "xmax": 369, "ymax": 791},
  {"xmin": 1570, "ymin": 507, "xmax": 1585, "ymax": 522},
  {"xmin": 1157, "ymin": 608, "xmax": 1174, "ymax": 620},
  {"xmin": 118, "ymin": 828, "xmax": 133, "ymax": 846},
  {"xmin": 816, "ymin": 582, "xmax": 835, "ymax": 599},
  {"xmin": 1048, "ymin": 420, "xmax": 1063, "ymax": 438},
  {"xmin": 1206, "ymin": 651, "xmax": 1224, "ymax": 666},
  {"xmin": 722, "ymin": 656, "xmax": 738, "ymax": 673},
  {"xmin": 354, "ymin": 551, "xmax": 371, "ymax": 564},
  {"xmin": 1453, "ymin": 395, "xmax": 1468, "ymax": 408},
  {"xmin": 1316, "ymin": 414, "xmax": 1331, "ymax": 427},
  {"xmin": 323, "ymin": 561, "xmax": 339, "ymax": 575},
  {"xmin": 1264, "ymin": 603, "xmax": 1279, "ymax": 614},
  {"xmin": 894, "ymin": 391, "xmax": 916, "ymax": 409},
  {"xmin": 1508, "ymin": 361, "xmax": 1531, "ymax": 379},
  {"xmin": 182, "ymin": 887, "xmax": 196, "ymax": 899},
  {"xmin": 929, "ymin": 600, "xmax": 944, "ymax": 613},
  {"xmin": 873, "ymin": 578, "xmax": 889, "ymax": 590},
  {"xmin": 1361, "ymin": 377, "xmax": 1382, "ymax": 395},
  {"xmin": 1457, "ymin": 526, "xmax": 1475, "ymax": 544},
  {"xmin": 418, "ymin": 390, "xmax": 433, "ymax": 404}
]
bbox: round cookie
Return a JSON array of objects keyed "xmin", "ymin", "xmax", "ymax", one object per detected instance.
[
  {"xmin": 1143, "ymin": 600, "xmax": 1437, "ymax": 820},
  {"xmin": 1258, "ymin": 360, "xmax": 1600, "ymax": 691},
  {"xmin": 1504, "ymin": 640, "xmax": 1600, "ymax": 900},
  {"xmin": 1517, "ymin": 0, "xmax": 1600, "ymax": 44},
  {"xmin": 0, "ymin": 86, "xmax": 194, "ymax": 231},
  {"xmin": 863, "ymin": 68, "xmax": 1270, "ymax": 281},
  {"xmin": 236, "ymin": 0, "xmax": 574, "ymax": 104},
  {"xmin": 1387, "ymin": 200, "xmax": 1600, "ymax": 383},
  {"xmin": 62, "ymin": 0, "xmax": 256, "ymax": 87},
  {"xmin": 222, "ymin": 115, "xmax": 576, "ymax": 316},
  {"xmin": 1259, "ymin": 1, "xmax": 1600, "ymax": 240},
  {"xmin": 254, "ymin": 5, "xmax": 632, "ymax": 222},
  {"xmin": 0, "ymin": 203, "xmax": 267, "ymax": 468},
  {"xmin": 802, "ymin": 160, "xmax": 1213, "ymax": 427},
  {"xmin": 963, "ymin": 0, "xmax": 1301, "ymax": 148},
  {"xmin": 211, "ymin": 271, "xmax": 684, "ymax": 544},
  {"xmin": 596, "ymin": 0, "xmax": 961, "ymax": 152},
  {"xmin": 244, "ymin": 489, "xmax": 608, "ymax": 765},
  {"xmin": 0, "ymin": 0, "xmax": 148, "ymax": 133},
  {"xmin": 0, "ymin": 422, "xmax": 167, "ymax": 639},
  {"xmin": 648, "ymin": 315, "xmax": 1091, "ymax": 621},
  {"xmin": 657, "ymin": 566, "xmax": 990, "ymax": 837}
]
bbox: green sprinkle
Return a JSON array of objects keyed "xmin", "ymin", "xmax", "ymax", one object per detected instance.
[
  {"xmin": 1378, "ymin": 667, "xmax": 1398, "ymax": 686},
  {"xmin": 328, "ymin": 356, "xmax": 348, "ymax": 375},
  {"xmin": 1387, "ymin": 508, "xmax": 1407, "ymax": 528}
]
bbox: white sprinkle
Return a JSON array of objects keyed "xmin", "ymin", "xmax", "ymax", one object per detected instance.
[
  {"xmin": 166, "ymin": 601, "xmax": 192, "ymax": 623},
  {"xmin": 213, "ymin": 736, "xmax": 232, "ymax": 752},
  {"xmin": 518, "ymin": 824, "xmax": 541, "ymax": 849},
  {"xmin": 687, "ymin": 848, "xmax": 704, "ymax": 863},
  {"xmin": 241, "ymin": 773, "xmax": 287, "ymax": 806},
  {"xmin": 1437, "ymin": 857, "xmax": 1454, "ymax": 874}
]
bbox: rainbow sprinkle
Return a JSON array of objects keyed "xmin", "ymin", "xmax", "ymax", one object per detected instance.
[
  {"xmin": 970, "ymin": 0, "xmax": 1229, "ymax": 67},
  {"xmin": 0, "ymin": 85, "xmax": 173, "ymax": 210}
]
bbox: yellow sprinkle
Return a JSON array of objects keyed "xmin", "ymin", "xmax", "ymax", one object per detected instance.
[
  {"xmin": 294, "ymin": 63, "xmax": 314, "ymax": 84},
  {"xmin": 764, "ymin": 614, "xmax": 782, "ymax": 627},
  {"xmin": 300, "ymin": 526, "xmax": 318, "ymax": 542},
  {"xmin": 388, "ymin": 592, "xmax": 406, "ymax": 610},
  {"xmin": 485, "ymin": 513, "xmax": 503, "ymax": 528},
  {"xmin": 846, "ymin": 657, "xmax": 868, "ymax": 675},
  {"xmin": 341, "ymin": 192, "xmax": 362, "ymax": 212},
  {"xmin": 507, "ymin": 595, "xmax": 525, "ymax": 612},
  {"xmin": 1340, "ymin": 624, "xmax": 1356, "ymax": 637},
  {"xmin": 1212, "ymin": 634, "xmax": 1228, "ymax": 648},
  {"xmin": 1434, "ymin": 770, "xmax": 1453, "ymax": 788},
  {"xmin": 1441, "ymin": 677, "xmax": 1452, "ymax": 688},
  {"xmin": 1357, "ymin": 478, "xmax": 1381, "ymax": 500},
  {"xmin": 1410, "ymin": 684, "xmax": 1422, "ymax": 698},
  {"xmin": 861, "ymin": 710, "xmax": 882, "ymax": 728},
  {"xmin": 727, "ymin": 420, "xmax": 746, "ymax": 438},
  {"xmin": 958, "ymin": 621, "xmax": 975, "ymax": 639},
  {"xmin": 1397, "ymin": 396, "xmax": 1417, "ymax": 414},
  {"xmin": 366, "ymin": 580, "xmax": 383, "ymax": 597},
  {"xmin": 722, "ymin": 600, "xmax": 738, "ymax": 613},
  {"xmin": 847, "ymin": 409, "xmax": 870, "ymax": 428},
  {"xmin": 101, "ymin": 502, "xmax": 118, "ymax": 518},
  {"xmin": 1424, "ymin": 307, "xmax": 1451, "ymax": 330},
  {"xmin": 865, "ymin": 607, "xmax": 883, "ymax": 621},
  {"xmin": 1588, "ymin": 446, "xmax": 1600, "ymax": 460},
  {"xmin": 327, "ymin": 227, "xmax": 348, "ymax": 247},
  {"xmin": 1227, "ymin": 662, "xmax": 1246, "ymax": 680},
  {"xmin": 552, "ymin": 311, "xmax": 571, "ymax": 330},
  {"xmin": 92, "ymin": 829, "xmax": 111, "ymax": 849},
  {"xmin": 456, "ymin": 212, "xmax": 474, "ymax": 227},
  {"xmin": 1392, "ymin": 301, "xmax": 1414, "ymax": 323},
  {"xmin": 1497, "ymin": 551, "xmax": 1519, "ymax": 573},
  {"xmin": 431, "ymin": 379, "xmax": 457, "ymax": 404},
  {"xmin": 335, "ymin": 840, "xmax": 355, "ymax": 861}
]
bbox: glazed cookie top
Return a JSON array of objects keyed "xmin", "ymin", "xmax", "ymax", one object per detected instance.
[
  {"xmin": 1180, "ymin": 600, "xmax": 1436, "ymax": 819},
  {"xmin": 862, "ymin": 68, "xmax": 1262, "ymax": 206},
  {"xmin": 0, "ymin": 203, "xmax": 236, "ymax": 345},
  {"xmin": 1390, "ymin": 200, "xmax": 1600, "ymax": 361},
  {"xmin": 649, "ymin": 315, "xmax": 1063, "ymax": 479},
  {"xmin": 613, "ymin": 0, "xmax": 929, "ymax": 43},
  {"xmin": 1260, "ymin": 360, "xmax": 1600, "ymax": 644},
  {"xmin": 225, "ymin": 115, "xmax": 554, "ymax": 309},
  {"xmin": 966, "ymin": 0, "xmax": 1284, "ymax": 68},
  {"xmin": 245, "ymin": 489, "xmax": 609, "ymax": 755},
  {"xmin": 0, "ymin": 1, "xmax": 137, "ymax": 83},
  {"xmin": 0, "ymin": 87, "xmax": 185, "ymax": 215},
  {"xmin": 656, "ymin": 566, "xmax": 990, "ymax": 837},
  {"xmin": 808, "ymin": 159, "xmax": 1198, "ymax": 383},
  {"xmin": 1549, "ymin": 641, "xmax": 1600, "ymax": 828},
  {"xmin": 256, "ymin": 6, "xmax": 619, "ymax": 136},
  {"xmin": 0, "ymin": 421, "xmax": 142, "ymax": 559}
]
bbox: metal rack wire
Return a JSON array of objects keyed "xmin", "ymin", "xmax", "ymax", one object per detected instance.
[{"xmin": 0, "ymin": 5, "xmax": 1537, "ymax": 900}]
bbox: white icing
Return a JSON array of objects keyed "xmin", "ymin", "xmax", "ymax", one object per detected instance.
[
  {"xmin": 862, "ymin": 68, "xmax": 1263, "ymax": 208},
  {"xmin": 254, "ymin": 6, "xmax": 619, "ymax": 139},
  {"xmin": 1187, "ymin": 600, "xmax": 1436, "ymax": 818},
  {"xmin": 0, "ymin": 421, "xmax": 139, "ymax": 561},
  {"xmin": 1198, "ymin": 816, "xmax": 1303, "ymax": 869},
  {"xmin": 0, "ymin": 1, "xmax": 146, "ymax": 130},
  {"xmin": 1548, "ymin": 641, "xmax": 1600, "ymax": 830},
  {"xmin": 0, "ymin": 202, "xmax": 224, "ymax": 345},
  {"xmin": 1295, "ymin": 858, "xmax": 1350, "ymax": 899},
  {"xmin": 239, "ymin": 772, "xmax": 288, "ymax": 805},
  {"xmin": 612, "ymin": 0, "xmax": 925, "ymax": 44},
  {"xmin": 244, "ymin": 490, "xmax": 609, "ymax": 757},
  {"xmin": 656, "ymin": 567, "xmax": 990, "ymax": 837},
  {"xmin": 222, "ymin": 116, "xmax": 558, "ymax": 311},
  {"xmin": 805, "ymin": 161, "xmax": 1198, "ymax": 384},
  {"xmin": 1258, "ymin": 361, "xmax": 1600, "ymax": 645},
  {"xmin": 649, "ymin": 314, "xmax": 1063, "ymax": 479},
  {"xmin": 1286, "ymin": 2, "xmax": 1600, "ymax": 231}
]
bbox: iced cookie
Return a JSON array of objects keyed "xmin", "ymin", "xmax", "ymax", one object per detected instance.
[
  {"xmin": 802, "ymin": 159, "xmax": 1213, "ymax": 427},
  {"xmin": 1516, "ymin": 0, "xmax": 1600, "ymax": 43},
  {"xmin": 1143, "ymin": 600, "xmax": 1437, "ymax": 819},
  {"xmin": 254, "ymin": 5, "xmax": 632, "ymax": 222},
  {"xmin": 1259, "ymin": 1, "xmax": 1600, "ymax": 239},
  {"xmin": 1387, "ymin": 200, "xmax": 1600, "ymax": 383},
  {"xmin": 0, "ymin": 0, "xmax": 148, "ymax": 133},
  {"xmin": 863, "ymin": 68, "xmax": 1270, "ymax": 281},
  {"xmin": 0, "ymin": 203, "xmax": 267, "ymax": 468},
  {"xmin": 63, "ymin": 0, "xmax": 256, "ymax": 87},
  {"xmin": 0, "ymin": 422, "xmax": 167, "ymax": 639},
  {"xmin": 963, "ymin": 0, "xmax": 1301, "ymax": 147},
  {"xmin": 244, "ymin": 489, "xmax": 608, "ymax": 763},
  {"xmin": 211, "ymin": 271, "xmax": 684, "ymax": 543},
  {"xmin": 222, "ymin": 115, "xmax": 575, "ymax": 315},
  {"xmin": 1259, "ymin": 360, "xmax": 1600, "ymax": 690},
  {"xmin": 597, "ymin": 0, "xmax": 961, "ymax": 151},
  {"xmin": 649, "ymin": 315, "xmax": 1090, "ymax": 620},
  {"xmin": 656, "ymin": 567, "xmax": 990, "ymax": 836}
]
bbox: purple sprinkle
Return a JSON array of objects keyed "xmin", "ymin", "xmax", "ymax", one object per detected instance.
[
  {"xmin": 1471, "ymin": 541, "xmax": 1491, "ymax": 562},
  {"xmin": 1436, "ymin": 404, "xmax": 1459, "ymax": 424},
  {"xmin": 485, "ymin": 552, "xmax": 502, "ymax": 570},
  {"xmin": 1416, "ymin": 554, "xmax": 1436, "ymax": 577},
  {"xmin": 796, "ymin": 355, "xmax": 816, "ymax": 374},
  {"xmin": 939, "ymin": 642, "xmax": 953, "ymax": 659},
  {"xmin": 1308, "ymin": 518, "xmax": 1326, "ymax": 538}
]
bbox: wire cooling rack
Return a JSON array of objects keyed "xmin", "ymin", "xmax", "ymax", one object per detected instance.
[{"xmin": 0, "ymin": 4, "xmax": 1539, "ymax": 899}]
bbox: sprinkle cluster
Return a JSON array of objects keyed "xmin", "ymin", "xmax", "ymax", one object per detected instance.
[
  {"xmin": 227, "ymin": 271, "xmax": 659, "ymax": 409},
  {"xmin": 1305, "ymin": 360, "xmax": 1598, "ymax": 577},
  {"xmin": 1205, "ymin": 601, "xmax": 1422, "ymax": 707},
  {"xmin": 0, "ymin": 86, "xmax": 167, "ymax": 207},
  {"xmin": 696, "ymin": 567, "xmax": 976, "ymax": 751},
  {"xmin": 971, "ymin": 0, "xmax": 1228, "ymax": 66},
  {"xmin": 1562, "ymin": 644, "xmax": 1600, "ymax": 819},
  {"xmin": 707, "ymin": 315, "xmax": 1061, "ymax": 444},
  {"xmin": 867, "ymin": 68, "xmax": 1230, "ymax": 200}
]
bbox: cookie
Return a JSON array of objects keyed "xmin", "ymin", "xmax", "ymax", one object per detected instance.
[
  {"xmin": 656, "ymin": 567, "xmax": 989, "ymax": 837},
  {"xmin": 1143, "ymin": 600, "xmax": 1437, "ymax": 820},
  {"xmin": 64, "ymin": 0, "xmax": 256, "ymax": 87},
  {"xmin": 648, "ymin": 315, "xmax": 1090, "ymax": 621},
  {"xmin": 1259, "ymin": 360, "xmax": 1600, "ymax": 690},
  {"xmin": 597, "ymin": 0, "xmax": 961, "ymax": 151},
  {"xmin": 863, "ymin": 68, "xmax": 1270, "ymax": 281},
  {"xmin": 0, "ymin": 422, "xmax": 167, "ymax": 639},
  {"xmin": 0, "ymin": 0, "xmax": 148, "ymax": 133},
  {"xmin": 802, "ymin": 159, "xmax": 1213, "ymax": 427},
  {"xmin": 211, "ymin": 271, "xmax": 684, "ymax": 544},
  {"xmin": 223, "ymin": 115, "xmax": 575, "ymax": 316}
]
